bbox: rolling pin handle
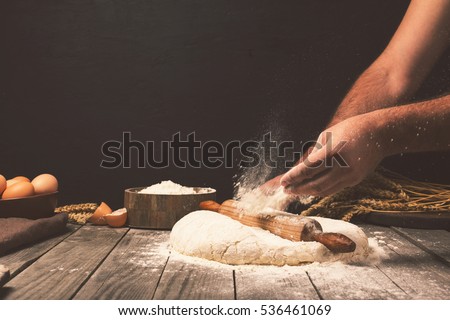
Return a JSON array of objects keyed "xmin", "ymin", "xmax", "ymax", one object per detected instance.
[
  {"xmin": 199, "ymin": 200, "xmax": 221, "ymax": 212},
  {"xmin": 311, "ymin": 232, "xmax": 357, "ymax": 253}
]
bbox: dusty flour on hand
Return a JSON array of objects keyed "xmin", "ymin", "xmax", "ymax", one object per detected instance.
[{"xmin": 139, "ymin": 180, "xmax": 212, "ymax": 195}]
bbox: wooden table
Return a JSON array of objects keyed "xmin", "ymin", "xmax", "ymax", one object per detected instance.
[{"xmin": 0, "ymin": 223, "xmax": 449, "ymax": 300}]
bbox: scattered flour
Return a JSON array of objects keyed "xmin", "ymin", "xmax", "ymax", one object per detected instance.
[
  {"xmin": 236, "ymin": 186, "xmax": 313, "ymax": 213},
  {"xmin": 233, "ymin": 155, "xmax": 314, "ymax": 213},
  {"xmin": 50, "ymin": 266, "xmax": 65, "ymax": 272},
  {"xmin": 138, "ymin": 180, "xmax": 212, "ymax": 195}
]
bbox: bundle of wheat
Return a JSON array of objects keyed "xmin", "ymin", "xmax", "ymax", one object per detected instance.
[
  {"xmin": 55, "ymin": 203, "xmax": 99, "ymax": 224},
  {"xmin": 300, "ymin": 167, "xmax": 450, "ymax": 221}
]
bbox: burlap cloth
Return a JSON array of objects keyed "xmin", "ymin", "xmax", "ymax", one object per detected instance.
[{"xmin": 0, "ymin": 213, "xmax": 68, "ymax": 257}]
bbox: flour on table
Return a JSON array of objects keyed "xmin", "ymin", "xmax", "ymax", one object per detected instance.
[
  {"xmin": 170, "ymin": 210, "xmax": 380, "ymax": 266},
  {"xmin": 139, "ymin": 180, "xmax": 212, "ymax": 195}
]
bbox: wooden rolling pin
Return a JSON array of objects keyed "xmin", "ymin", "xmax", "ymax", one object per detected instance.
[{"xmin": 199, "ymin": 199, "xmax": 356, "ymax": 253}]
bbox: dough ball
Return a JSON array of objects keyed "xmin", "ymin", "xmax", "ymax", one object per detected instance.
[{"xmin": 170, "ymin": 210, "xmax": 370, "ymax": 266}]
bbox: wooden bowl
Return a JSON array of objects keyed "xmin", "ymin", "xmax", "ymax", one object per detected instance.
[
  {"xmin": 0, "ymin": 192, "xmax": 58, "ymax": 219},
  {"xmin": 124, "ymin": 187, "xmax": 216, "ymax": 229}
]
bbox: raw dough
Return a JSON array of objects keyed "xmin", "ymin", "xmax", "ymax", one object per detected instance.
[{"xmin": 170, "ymin": 210, "xmax": 371, "ymax": 266}]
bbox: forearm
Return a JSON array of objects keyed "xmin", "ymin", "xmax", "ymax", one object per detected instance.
[
  {"xmin": 328, "ymin": 58, "xmax": 413, "ymax": 127},
  {"xmin": 329, "ymin": 0, "xmax": 450, "ymax": 128},
  {"xmin": 366, "ymin": 94, "xmax": 450, "ymax": 156}
]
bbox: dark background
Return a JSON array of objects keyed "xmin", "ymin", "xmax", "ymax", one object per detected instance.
[{"xmin": 1, "ymin": 0, "xmax": 449, "ymax": 209}]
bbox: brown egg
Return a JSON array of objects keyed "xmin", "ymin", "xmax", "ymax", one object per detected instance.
[
  {"xmin": 31, "ymin": 174, "xmax": 59, "ymax": 195},
  {"xmin": 6, "ymin": 179, "xmax": 20, "ymax": 188},
  {"xmin": 0, "ymin": 175, "xmax": 6, "ymax": 195},
  {"xmin": 2, "ymin": 181, "xmax": 35, "ymax": 199},
  {"xmin": 12, "ymin": 176, "xmax": 30, "ymax": 182}
]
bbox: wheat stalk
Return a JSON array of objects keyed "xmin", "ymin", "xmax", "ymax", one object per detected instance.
[
  {"xmin": 299, "ymin": 167, "xmax": 450, "ymax": 221},
  {"xmin": 55, "ymin": 203, "xmax": 99, "ymax": 224}
]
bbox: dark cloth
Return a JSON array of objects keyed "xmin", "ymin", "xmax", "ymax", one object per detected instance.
[{"xmin": 0, "ymin": 213, "xmax": 68, "ymax": 256}]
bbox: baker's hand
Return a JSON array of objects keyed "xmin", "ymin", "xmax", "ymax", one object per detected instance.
[
  {"xmin": 259, "ymin": 174, "xmax": 283, "ymax": 195},
  {"xmin": 280, "ymin": 115, "xmax": 384, "ymax": 196}
]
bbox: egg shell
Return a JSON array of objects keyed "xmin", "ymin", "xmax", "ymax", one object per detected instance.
[
  {"xmin": 2, "ymin": 181, "xmax": 35, "ymax": 199},
  {"xmin": 12, "ymin": 176, "xmax": 30, "ymax": 182},
  {"xmin": 31, "ymin": 174, "xmax": 58, "ymax": 195},
  {"xmin": 0, "ymin": 175, "xmax": 6, "ymax": 194},
  {"xmin": 105, "ymin": 208, "xmax": 128, "ymax": 228},
  {"xmin": 89, "ymin": 202, "xmax": 113, "ymax": 225},
  {"xmin": 6, "ymin": 179, "xmax": 20, "ymax": 188}
]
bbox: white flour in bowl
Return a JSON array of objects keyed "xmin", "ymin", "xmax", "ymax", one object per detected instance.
[{"xmin": 138, "ymin": 180, "xmax": 211, "ymax": 195}]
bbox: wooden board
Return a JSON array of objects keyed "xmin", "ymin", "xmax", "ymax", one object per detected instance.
[
  {"xmin": 363, "ymin": 225, "xmax": 450, "ymax": 299},
  {"xmin": 0, "ymin": 226, "xmax": 127, "ymax": 300},
  {"xmin": 305, "ymin": 262, "xmax": 409, "ymax": 299},
  {"xmin": 0, "ymin": 265, "xmax": 9, "ymax": 288},
  {"xmin": 302, "ymin": 225, "xmax": 413, "ymax": 300},
  {"xmin": 74, "ymin": 230, "xmax": 170, "ymax": 299},
  {"xmin": 153, "ymin": 256, "xmax": 234, "ymax": 300},
  {"xmin": 2, "ymin": 224, "xmax": 449, "ymax": 300},
  {"xmin": 392, "ymin": 227, "xmax": 450, "ymax": 266},
  {"xmin": 0, "ymin": 224, "xmax": 79, "ymax": 278},
  {"xmin": 235, "ymin": 267, "xmax": 319, "ymax": 299},
  {"xmin": 365, "ymin": 210, "xmax": 450, "ymax": 230}
]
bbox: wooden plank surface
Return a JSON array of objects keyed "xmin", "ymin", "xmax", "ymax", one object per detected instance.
[
  {"xmin": 0, "ymin": 265, "xmax": 9, "ymax": 288},
  {"xmin": 303, "ymin": 225, "xmax": 410, "ymax": 300},
  {"xmin": 235, "ymin": 267, "xmax": 319, "ymax": 300},
  {"xmin": 392, "ymin": 227, "xmax": 450, "ymax": 266},
  {"xmin": 1, "ymin": 224, "xmax": 449, "ymax": 300},
  {"xmin": 0, "ymin": 226, "xmax": 127, "ymax": 300},
  {"xmin": 0, "ymin": 224, "xmax": 79, "ymax": 278},
  {"xmin": 74, "ymin": 230, "xmax": 170, "ymax": 299},
  {"xmin": 364, "ymin": 225, "xmax": 450, "ymax": 299},
  {"xmin": 153, "ymin": 255, "xmax": 234, "ymax": 300},
  {"xmin": 305, "ymin": 262, "xmax": 409, "ymax": 299}
]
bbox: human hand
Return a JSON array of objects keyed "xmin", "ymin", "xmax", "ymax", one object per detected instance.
[
  {"xmin": 280, "ymin": 114, "xmax": 385, "ymax": 196},
  {"xmin": 259, "ymin": 174, "xmax": 283, "ymax": 195}
]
